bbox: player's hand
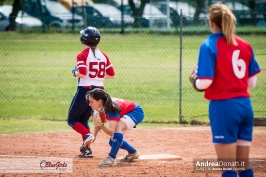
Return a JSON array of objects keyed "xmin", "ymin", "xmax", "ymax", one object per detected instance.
[
  {"xmin": 72, "ymin": 66, "xmax": 78, "ymax": 77},
  {"xmin": 93, "ymin": 112, "xmax": 105, "ymax": 127},
  {"xmin": 189, "ymin": 65, "xmax": 198, "ymax": 85},
  {"xmin": 91, "ymin": 136, "xmax": 96, "ymax": 143},
  {"xmin": 97, "ymin": 108, "xmax": 107, "ymax": 124},
  {"xmin": 189, "ymin": 65, "xmax": 204, "ymax": 92}
]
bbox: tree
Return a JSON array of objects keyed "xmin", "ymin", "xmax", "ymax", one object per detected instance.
[
  {"xmin": 194, "ymin": 0, "xmax": 204, "ymax": 18},
  {"xmin": 128, "ymin": 0, "xmax": 149, "ymax": 27},
  {"xmin": 5, "ymin": 0, "xmax": 22, "ymax": 31},
  {"xmin": 248, "ymin": 0, "xmax": 255, "ymax": 9}
]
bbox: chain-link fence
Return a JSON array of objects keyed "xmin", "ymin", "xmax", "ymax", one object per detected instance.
[{"xmin": 0, "ymin": 12, "xmax": 265, "ymax": 124}]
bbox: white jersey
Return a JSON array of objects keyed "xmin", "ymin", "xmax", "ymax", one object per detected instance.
[{"xmin": 76, "ymin": 48, "xmax": 114, "ymax": 86}]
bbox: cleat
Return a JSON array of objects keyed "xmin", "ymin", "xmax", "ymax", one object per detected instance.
[
  {"xmin": 80, "ymin": 142, "xmax": 88, "ymax": 154},
  {"xmin": 77, "ymin": 148, "xmax": 93, "ymax": 158},
  {"xmin": 83, "ymin": 133, "xmax": 95, "ymax": 146},
  {"xmin": 119, "ymin": 150, "xmax": 140, "ymax": 162},
  {"xmin": 98, "ymin": 156, "xmax": 117, "ymax": 166},
  {"xmin": 79, "ymin": 133, "xmax": 95, "ymax": 157}
]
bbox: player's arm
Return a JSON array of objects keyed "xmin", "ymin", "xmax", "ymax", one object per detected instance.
[
  {"xmin": 248, "ymin": 48, "xmax": 261, "ymax": 88},
  {"xmin": 105, "ymin": 64, "xmax": 115, "ymax": 79},
  {"xmin": 195, "ymin": 79, "xmax": 213, "ymax": 90},
  {"xmin": 74, "ymin": 72, "xmax": 85, "ymax": 78},
  {"xmin": 101, "ymin": 51, "xmax": 115, "ymax": 79},
  {"xmin": 73, "ymin": 53, "xmax": 87, "ymax": 78},
  {"xmin": 248, "ymin": 75, "xmax": 257, "ymax": 88},
  {"xmin": 105, "ymin": 73, "xmax": 115, "ymax": 79},
  {"xmin": 100, "ymin": 120, "xmax": 117, "ymax": 136},
  {"xmin": 191, "ymin": 42, "xmax": 215, "ymax": 91},
  {"xmin": 93, "ymin": 125, "xmax": 102, "ymax": 138},
  {"xmin": 189, "ymin": 65, "xmax": 212, "ymax": 91}
]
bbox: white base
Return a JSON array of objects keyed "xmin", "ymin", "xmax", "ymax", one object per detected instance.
[{"xmin": 118, "ymin": 154, "xmax": 182, "ymax": 161}]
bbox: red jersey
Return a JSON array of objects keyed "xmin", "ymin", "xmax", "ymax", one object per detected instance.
[
  {"xmin": 104, "ymin": 98, "xmax": 136, "ymax": 121},
  {"xmin": 197, "ymin": 33, "xmax": 261, "ymax": 100}
]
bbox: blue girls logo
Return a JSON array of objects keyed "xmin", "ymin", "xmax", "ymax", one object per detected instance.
[{"xmin": 40, "ymin": 160, "xmax": 46, "ymax": 169}]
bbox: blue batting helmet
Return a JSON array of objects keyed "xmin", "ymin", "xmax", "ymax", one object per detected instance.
[{"xmin": 80, "ymin": 26, "xmax": 100, "ymax": 47}]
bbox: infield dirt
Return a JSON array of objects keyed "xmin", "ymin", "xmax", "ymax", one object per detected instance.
[{"xmin": 0, "ymin": 126, "xmax": 265, "ymax": 177}]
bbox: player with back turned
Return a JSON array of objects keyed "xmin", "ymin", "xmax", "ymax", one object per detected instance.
[
  {"xmin": 189, "ymin": 3, "xmax": 261, "ymax": 177},
  {"xmin": 67, "ymin": 26, "xmax": 115, "ymax": 158}
]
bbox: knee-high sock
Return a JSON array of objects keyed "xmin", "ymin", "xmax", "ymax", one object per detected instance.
[
  {"xmin": 109, "ymin": 133, "xmax": 123, "ymax": 159},
  {"xmin": 73, "ymin": 122, "xmax": 90, "ymax": 140},
  {"xmin": 109, "ymin": 139, "xmax": 136, "ymax": 154},
  {"xmin": 109, "ymin": 139, "xmax": 113, "ymax": 147},
  {"xmin": 239, "ymin": 169, "xmax": 254, "ymax": 177},
  {"xmin": 222, "ymin": 170, "xmax": 237, "ymax": 177},
  {"xmin": 120, "ymin": 140, "xmax": 136, "ymax": 154}
]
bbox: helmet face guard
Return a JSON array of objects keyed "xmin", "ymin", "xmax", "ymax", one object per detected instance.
[{"xmin": 80, "ymin": 26, "xmax": 101, "ymax": 47}]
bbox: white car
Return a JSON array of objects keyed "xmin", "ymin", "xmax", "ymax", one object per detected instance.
[
  {"xmin": 152, "ymin": 1, "xmax": 206, "ymax": 18},
  {"xmin": 116, "ymin": 3, "xmax": 171, "ymax": 28},
  {"xmin": 44, "ymin": 0, "xmax": 84, "ymax": 28},
  {"xmin": 216, "ymin": 1, "xmax": 249, "ymax": 10},
  {"xmin": 89, "ymin": 3, "xmax": 134, "ymax": 27},
  {"xmin": 142, "ymin": 4, "xmax": 171, "ymax": 28},
  {"xmin": 1, "ymin": 5, "xmax": 43, "ymax": 28}
]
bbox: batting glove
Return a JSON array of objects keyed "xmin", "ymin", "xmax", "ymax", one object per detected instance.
[{"xmin": 72, "ymin": 66, "xmax": 78, "ymax": 77}]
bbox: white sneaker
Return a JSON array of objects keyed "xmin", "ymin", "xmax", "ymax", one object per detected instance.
[
  {"xmin": 119, "ymin": 150, "xmax": 140, "ymax": 162},
  {"xmin": 98, "ymin": 156, "xmax": 117, "ymax": 167}
]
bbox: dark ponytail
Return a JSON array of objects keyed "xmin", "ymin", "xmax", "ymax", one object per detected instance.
[
  {"xmin": 91, "ymin": 47, "xmax": 101, "ymax": 60},
  {"xmin": 86, "ymin": 88, "xmax": 121, "ymax": 113}
]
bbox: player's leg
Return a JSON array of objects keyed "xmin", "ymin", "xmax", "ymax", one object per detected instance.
[
  {"xmin": 99, "ymin": 121, "xmax": 131, "ymax": 166},
  {"xmin": 80, "ymin": 85, "xmax": 104, "ymax": 128},
  {"xmin": 236, "ymin": 98, "xmax": 254, "ymax": 177},
  {"xmin": 107, "ymin": 136, "xmax": 140, "ymax": 163},
  {"xmin": 99, "ymin": 105, "xmax": 144, "ymax": 166},
  {"xmin": 79, "ymin": 86, "xmax": 104, "ymax": 149},
  {"xmin": 68, "ymin": 87, "xmax": 91, "ymax": 136},
  {"xmin": 79, "ymin": 106, "xmax": 93, "ymax": 156},
  {"xmin": 99, "ymin": 123, "xmax": 125, "ymax": 166},
  {"xmin": 209, "ymin": 99, "xmax": 241, "ymax": 177},
  {"xmin": 120, "ymin": 104, "xmax": 144, "ymax": 132},
  {"xmin": 214, "ymin": 143, "xmax": 237, "ymax": 177},
  {"xmin": 67, "ymin": 86, "xmax": 93, "ymax": 157},
  {"xmin": 98, "ymin": 131, "xmax": 122, "ymax": 166},
  {"xmin": 237, "ymin": 143, "xmax": 253, "ymax": 177},
  {"xmin": 79, "ymin": 86, "xmax": 105, "ymax": 158},
  {"xmin": 78, "ymin": 118, "xmax": 94, "ymax": 158},
  {"xmin": 98, "ymin": 120, "xmax": 121, "ymax": 166},
  {"xmin": 109, "ymin": 104, "xmax": 144, "ymax": 158},
  {"xmin": 119, "ymin": 105, "xmax": 144, "ymax": 162}
]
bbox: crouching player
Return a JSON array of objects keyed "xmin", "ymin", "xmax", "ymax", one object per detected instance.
[{"xmin": 85, "ymin": 88, "xmax": 144, "ymax": 166}]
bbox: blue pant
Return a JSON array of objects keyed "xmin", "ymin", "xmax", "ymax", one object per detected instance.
[
  {"xmin": 126, "ymin": 104, "xmax": 144, "ymax": 125},
  {"xmin": 209, "ymin": 97, "xmax": 254, "ymax": 143},
  {"xmin": 67, "ymin": 86, "xmax": 103, "ymax": 128}
]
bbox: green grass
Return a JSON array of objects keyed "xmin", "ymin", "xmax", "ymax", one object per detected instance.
[
  {"xmin": 0, "ymin": 118, "xmax": 183, "ymax": 134},
  {"xmin": 0, "ymin": 118, "xmax": 72, "ymax": 134},
  {"xmin": 0, "ymin": 32, "xmax": 265, "ymax": 127}
]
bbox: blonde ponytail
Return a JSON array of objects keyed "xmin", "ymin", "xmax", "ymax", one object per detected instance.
[{"xmin": 208, "ymin": 3, "xmax": 237, "ymax": 45}]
